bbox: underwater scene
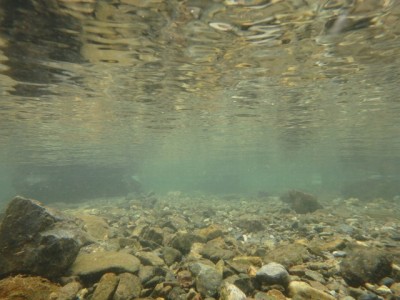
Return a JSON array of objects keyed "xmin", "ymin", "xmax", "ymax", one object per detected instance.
[{"xmin": 0, "ymin": 0, "xmax": 400, "ymax": 299}]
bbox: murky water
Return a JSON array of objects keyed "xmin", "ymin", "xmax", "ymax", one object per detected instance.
[{"xmin": 1, "ymin": 0, "xmax": 400, "ymax": 200}]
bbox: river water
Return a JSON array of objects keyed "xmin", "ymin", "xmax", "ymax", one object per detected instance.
[{"xmin": 0, "ymin": 0, "xmax": 400, "ymax": 200}]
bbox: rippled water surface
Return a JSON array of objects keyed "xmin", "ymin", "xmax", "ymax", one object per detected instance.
[{"xmin": 1, "ymin": 0, "xmax": 400, "ymax": 197}]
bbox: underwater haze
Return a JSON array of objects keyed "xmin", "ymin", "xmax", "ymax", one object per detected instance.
[{"xmin": 1, "ymin": 0, "xmax": 400, "ymax": 203}]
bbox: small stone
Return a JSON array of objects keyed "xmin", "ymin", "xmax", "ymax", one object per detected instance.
[
  {"xmin": 220, "ymin": 282, "xmax": 246, "ymax": 300},
  {"xmin": 92, "ymin": 273, "xmax": 119, "ymax": 300},
  {"xmin": 288, "ymin": 281, "xmax": 336, "ymax": 300},
  {"xmin": 58, "ymin": 281, "xmax": 82, "ymax": 300},
  {"xmin": 162, "ymin": 246, "xmax": 182, "ymax": 266},
  {"xmin": 332, "ymin": 250, "xmax": 347, "ymax": 257},
  {"xmin": 266, "ymin": 289, "xmax": 286, "ymax": 300},
  {"xmin": 379, "ymin": 277, "xmax": 394, "ymax": 287},
  {"xmin": 136, "ymin": 251, "xmax": 165, "ymax": 266},
  {"xmin": 391, "ymin": 282, "xmax": 400, "ymax": 296},
  {"xmin": 196, "ymin": 224, "xmax": 224, "ymax": 241},
  {"xmin": 113, "ymin": 273, "xmax": 142, "ymax": 300},
  {"xmin": 190, "ymin": 262, "xmax": 222, "ymax": 298},
  {"xmin": 170, "ymin": 232, "xmax": 205, "ymax": 254},
  {"xmin": 256, "ymin": 262, "xmax": 290, "ymax": 286},
  {"xmin": 200, "ymin": 244, "xmax": 235, "ymax": 263},
  {"xmin": 304, "ymin": 269, "xmax": 326, "ymax": 283},
  {"xmin": 375, "ymin": 285, "xmax": 392, "ymax": 295}
]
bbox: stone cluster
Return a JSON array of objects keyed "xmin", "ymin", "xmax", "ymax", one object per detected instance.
[{"xmin": 0, "ymin": 193, "xmax": 399, "ymax": 300}]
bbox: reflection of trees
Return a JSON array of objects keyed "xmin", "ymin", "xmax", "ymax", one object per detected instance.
[{"xmin": 0, "ymin": 0, "xmax": 82, "ymax": 96}]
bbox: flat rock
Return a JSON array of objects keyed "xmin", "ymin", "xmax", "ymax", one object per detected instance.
[
  {"xmin": 0, "ymin": 196, "xmax": 90, "ymax": 278},
  {"xmin": 69, "ymin": 251, "xmax": 140, "ymax": 279},
  {"xmin": 92, "ymin": 273, "xmax": 119, "ymax": 300},
  {"xmin": 288, "ymin": 280, "xmax": 336, "ymax": 300},
  {"xmin": 113, "ymin": 273, "xmax": 142, "ymax": 300},
  {"xmin": 136, "ymin": 251, "xmax": 165, "ymax": 266}
]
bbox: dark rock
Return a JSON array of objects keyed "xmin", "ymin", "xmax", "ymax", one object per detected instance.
[
  {"xmin": 379, "ymin": 277, "xmax": 395, "ymax": 287},
  {"xmin": 232, "ymin": 275, "xmax": 257, "ymax": 295},
  {"xmin": 113, "ymin": 273, "xmax": 142, "ymax": 300},
  {"xmin": 189, "ymin": 262, "xmax": 222, "ymax": 298},
  {"xmin": 256, "ymin": 262, "xmax": 290, "ymax": 286},
  {"xmin": 92, "ymin": 273, "xmax": 119, "ymax": 300},
  {"xmin": 162, "ymin": 246, "xmax": 182, "ymax": 266},
  {"xmin": 69, "ymin": 251, "xmax": 140, "ymax": 280},
  {"xmin": 358, "ymin": 293, "xmax": 381, "ymax": 300},
  {"xmin": 141, "ymin": 227, "xmax": 164, "ymax": 245},
  {"xmin": 280, "ymin": 190, "xmax": 322, "ymax": 213},
  {"xmin": 170, "ymin": 232, "xmax": 205, "ymax": 254},
  {"xmin": 340, "ymin": 246, "xmax": 392, "ymax": 287},
  {"xmin": 0, "ymin": 196, "xmax": 89, "ymax": 278},
  {"xmin": 167, "ymin": 286, "xmax": 187, "ymax": 300}
]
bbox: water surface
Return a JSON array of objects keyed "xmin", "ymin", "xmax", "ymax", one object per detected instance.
[{"xmin": 1, "ymin": 0, "xmax": 400, "ymax": 200}]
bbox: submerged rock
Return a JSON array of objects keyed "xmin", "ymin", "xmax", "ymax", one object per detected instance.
[
  {"xmin": 190, "ymin": 262, "xmax": 223, "ymax": 298},
  {"xmin": 91, "ymin": 272, "xmax": 119, "ymax": 300},
  {"xmin": 69, "ymin": 251, "xmax": 141, "ymax": 280},
  {"xmin": 0, "ymin": 196, "xmax": 90, "ymax": 278},
  {"xmin": 256, "ymin": 262, "xmax": 290, "ymax": 286},
  {"xmin": 340, "ymin": 246, "xmax": 392, "ymax": 287},
  {"xmin": 220, "ymin": 282, "xmax": 247, "ymax": 300},
  {"xmin": 0, "ymin": 275, "xmax": 60, "ymax": 300},
  {"xmin": 280, "ymin": 190, "xmax": 322, "ymax": 213},
  {"xmin": 288, "ymin": 280, "xmax": 336, "ymax": 300},
  {"xmin": 113, "ymin": 273, "xmax": 142, "ymax": 300}
]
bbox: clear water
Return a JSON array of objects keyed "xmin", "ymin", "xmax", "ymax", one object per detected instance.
[{"xmin": 1, "ymin": 0, "xmax": 400, "ymax": 203}]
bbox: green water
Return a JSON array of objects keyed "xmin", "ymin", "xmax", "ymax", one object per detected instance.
[{"xmin": 1, "ymin": 0, "xmax": 400, "ymax": 203}]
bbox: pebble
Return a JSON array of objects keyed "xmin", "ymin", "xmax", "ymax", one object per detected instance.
[
  {"xmin": 220, "ymin": 283, "xmax": 246, "ymax": 300},
  {"xmin": 288, "ymin": 281, "xmax": 336, "ymax": 300},
  {"xmin": 113, "ymin": 273, "xmax": 142, "ymax": 300},
  {"xmin": 256, "ymin": 262, "xmax": 290, "ymax": 286},
  {"xmin": 332, "ymin": 250, "xmax": 347, "ymax": 257}
]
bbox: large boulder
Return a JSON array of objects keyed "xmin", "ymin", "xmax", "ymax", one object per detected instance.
[
  {"xmin": 0, "ymin": 196, "xmax": 90, "ymax": 278},
  {"xmin": 280, "ymin": 190, "xmax": 322, "ymax": 214}
]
